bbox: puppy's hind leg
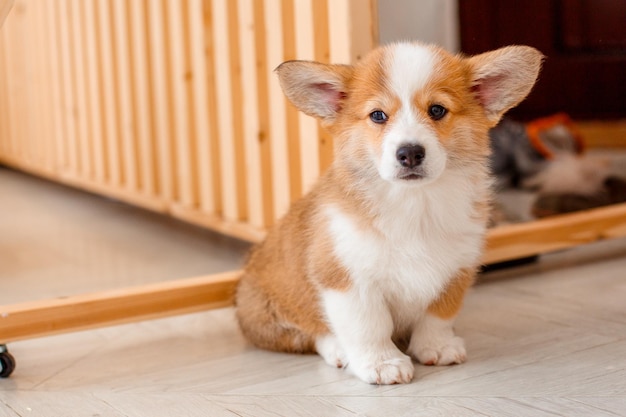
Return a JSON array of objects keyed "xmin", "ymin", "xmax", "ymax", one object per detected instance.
[{"xmin": 235, "ymin": 273, "xmax": 315, "ymax": 353}]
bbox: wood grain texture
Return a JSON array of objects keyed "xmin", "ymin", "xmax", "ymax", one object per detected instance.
[{"xmin": 0, "ymin": 271, "xmax": 240, "ymax": 344}]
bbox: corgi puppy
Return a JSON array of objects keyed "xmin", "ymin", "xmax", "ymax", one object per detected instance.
[{"xmin": 236, "ymin": 42, "xmax": 542, "ymax": 384}]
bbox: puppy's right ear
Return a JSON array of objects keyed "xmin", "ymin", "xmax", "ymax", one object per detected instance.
[{"xmin": 276, "ymin": 61, "xmax": 353, "ymax": 122}]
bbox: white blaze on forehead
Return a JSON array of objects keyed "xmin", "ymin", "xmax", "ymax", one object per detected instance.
[
  {"xmin": 386, "ymin": 43, "xmax": 437, "ymax": 102},
  {"xmin": 377, "ymin": 43, "xmax": 447, "ymax": 184}
]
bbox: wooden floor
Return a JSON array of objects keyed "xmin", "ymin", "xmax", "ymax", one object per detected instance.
[{"xmin": 1, "ymin": 167, "xmax": 626, "ymax": 417}]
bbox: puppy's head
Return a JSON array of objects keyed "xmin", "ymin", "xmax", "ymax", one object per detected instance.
[{"xmin": 277, "ymin": 43, "xmax": 543, "ymax": 185}]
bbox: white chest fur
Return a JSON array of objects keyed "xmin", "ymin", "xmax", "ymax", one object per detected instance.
[{"xmin": 323, "ymin": 171, "xmax": 487, "ymax": 313}]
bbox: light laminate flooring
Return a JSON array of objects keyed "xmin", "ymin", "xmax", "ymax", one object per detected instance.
[{"xmin": 1, "ymin": 167, "xmax": 626, "ymax": 417}]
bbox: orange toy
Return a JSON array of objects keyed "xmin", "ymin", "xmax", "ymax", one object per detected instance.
[{"xmin": 525, "ymin": 113, "xmax": 585, "ymax": 160}]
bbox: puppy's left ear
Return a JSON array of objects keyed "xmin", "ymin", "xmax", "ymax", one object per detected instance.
[
  {"xmin": 276, "ymin": 61, "xmax": 353, "ymax": 122},
  {"xmin": 468, "ymin": 46, "xmax": 543, "ymax": 125}
]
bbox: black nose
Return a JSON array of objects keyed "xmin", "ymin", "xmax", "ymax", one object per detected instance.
[{"xmin": 396, "ymin": 145, "xmax": 426, "ymax": 168}]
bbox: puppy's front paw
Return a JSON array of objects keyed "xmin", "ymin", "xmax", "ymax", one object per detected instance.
[
  {"xmin": 352, "ymin": 353, "xmax": 414, "ymax": 385},
  {"xmin": 411, "ymin": 335, "xmax": 466, "ymax": 366}
]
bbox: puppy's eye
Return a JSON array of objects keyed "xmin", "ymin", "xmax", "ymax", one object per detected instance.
[
  {"xmin": 428, "ymin": 104, "xmax": 447, "ymax": 121},
  {"xmin": 369, "ymin": 110, "xmax": 388, "ymax": 124}
]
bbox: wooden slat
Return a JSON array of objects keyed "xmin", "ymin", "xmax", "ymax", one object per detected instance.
[
  {"xmin": 0, "ymin": 271, "xmax": 240, "ymax": 344},
  {"xmin": 227, "ymin": 0, "xmax": 248, "ymax": 222},
  {"xmin": 166, "ymin": 0, "xmax": 196, "ymax": 208},
  {"xmin": 188, "ymin": 0, "xmax": 216, "ymax": 213},
  {"xmin": 264, "ymin": 0, "xmax": 290, "ymax": 220},
  {"xmin": 43, "ymin": 0, "xmax": 66, "ymax": 173},
  {"xmin": 96, "ymin": 0, "xmax": 122, "ymax": 185},
  {"xmin": 236, "ymin": 0, "xmax": 263, "ymax": 228},
  {"xmin": 69, "ymin": 0, "xmax": 91, "ymax": 179},
  {"xmin": 57, "ymin": 0, "xmax": 79, "ymax": 176},
  {"xmin": 146, "ymin": 0, "xmax": 175, "ymax": 201},
  {"xmin": 36, "ymin": 1, "xmax": 55, "ymax": 172},
  {"xmin": 112, "ymin": 0, "xmax": 138, "ymax": 191},
  {"xmin": 280, "ymin": 0, "xmax": 302, "ymax": 207},
  {"xmin": 202, "ymin": 0, "xmax": 223, "ymax": 216},
  {"xmin": 128, "ymin": 0, "xmax": 155, "ymax": 196},
  {"xmin": 181, "ymin": 0, "xmax": 201, "ymax": 209},
  {"xmin": 254, "ymin": 1, "xmax": 277, "ymax": 227},
  {"xmin": 82, "ymin": 1, "xmax": 106, "ymax": 182},
  {"xmin": 211, "ymin": 0, "xmax": 239, "ymax": 221}
]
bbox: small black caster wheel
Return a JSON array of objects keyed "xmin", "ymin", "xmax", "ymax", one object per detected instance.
[{"xmin": 0, "ymin": 345, "xmax": 15, "ymax": 378}]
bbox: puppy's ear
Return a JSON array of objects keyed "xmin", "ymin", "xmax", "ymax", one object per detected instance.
[
  {"xmin": 276, "ymin": 61, "xmax": 353, "ymax": 121},
  {"xmin": 468, "ymin": 46, "xmax": 543, "ymax": 125}
]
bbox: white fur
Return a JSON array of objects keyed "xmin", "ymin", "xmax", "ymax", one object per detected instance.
[
  {"xmin": 319, "ymin": 167, "xmax": 486, "ymax": 382},
  {"xmin": 315, "ymin": 334, "xmax": 347, "ymax": 369},
  {"xmin": 378, "ymin": 44, "xmax": 447, "ymax": 184},
  {"xmin": 325, "ymin": 170, "xmax": 485, "ymax": 306},
  {"xmin": 322, "ymin": 288, "xmax": 414, "ymax": 384},
  {"xmin": 409, "ymin": 315, "xmax": 467, "ymax": 366},
  {"xmin": 387, "ymin": 43, "xmax": 436, "ymax": 104}
]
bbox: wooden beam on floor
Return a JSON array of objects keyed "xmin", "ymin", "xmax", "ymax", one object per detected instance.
[
  {"xmin": 0, "ymin": 271, "xmax": 240, "ymax": 344},
  {"xmin": 484, "ymin": 202, "xmax": 626, "ymax": 265}
]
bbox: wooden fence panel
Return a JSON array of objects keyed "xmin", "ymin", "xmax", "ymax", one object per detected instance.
[{"xmin": 0, "ymin": 0, "xmax": 377, "ymax": 242}]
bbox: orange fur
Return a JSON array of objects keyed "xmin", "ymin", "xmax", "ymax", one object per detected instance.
[
  {"xmin": 236, "ymin": 195, "xmax": 330, "ymax": 353},
  {"xmin": 427, "ymin": 268, "xmax": 476, "ymax": 319}
]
